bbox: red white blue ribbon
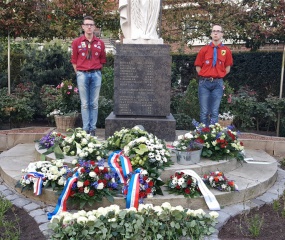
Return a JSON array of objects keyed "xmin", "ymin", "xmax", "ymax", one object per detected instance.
[
  {"xmin": 23, "ymin": 172, "xmax": 45, "ymax": 196},
  {"xmin": 108, "ymin": 151, "xmax": 132, "ymax": 184},
  {"xmin": 47, "ymin": 172, "xmax": 79, "ymax": 220},
  {"xmin": 126, "ymin": 170, "xmax": 140, "ymax": 209}
]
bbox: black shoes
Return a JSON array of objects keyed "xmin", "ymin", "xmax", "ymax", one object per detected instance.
[{"xmin": 90, "ymin": 130, "xmax": 96, "ymax": 136}]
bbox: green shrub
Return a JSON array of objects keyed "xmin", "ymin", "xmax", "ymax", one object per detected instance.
[
  {"xmin": 0, "ymin": 86, "xmax": 35, "ymax": 128},
  {"xmin": 97, "ymin": 96, "xmax": 113, "ymax": 128}
]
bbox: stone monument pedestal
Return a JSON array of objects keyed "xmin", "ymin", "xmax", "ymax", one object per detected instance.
[
  {"xmin": 105, "ymin": 112, "xmax": 176, "ymax": 141},
  {"xmin": 105, "ymin": 44, "xmax": 176, "ymax": 141}
]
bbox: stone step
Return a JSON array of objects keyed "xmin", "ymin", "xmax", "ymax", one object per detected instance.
[{"xmin": 0, "ymin": 143, "xmax": 278, "ymax": 211}]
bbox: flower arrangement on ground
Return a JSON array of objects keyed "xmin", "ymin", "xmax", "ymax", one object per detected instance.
[
  {"xmin": 202, "ymin": 171, "xmax": 238, "ymax": 192},
  {"xmin": 105, "ymin": 126, "xmax": 149, "ymax": 151},
  {"xmin": 122, "ymin": 169, "xmax": 163, "ymax": 202},
  {"xmin": 166, "ymin": 171, "xmax": 201, "ymax": 198},
  {"xmin": 18, "ymin": 160, "xmax": 73, "ymax": 192},
  {"xmin": 60, "ymin": 128, "xmax": 107, "ymax": 159},
  {"xmin": 68, "ymin": 159, "xmax": 120, "ymax": 209},
  {"xmin": 49, "ymin": 202, "xmax": 219, "ymax": 240},
  {"xmin": 191, "ymin": 120, "xmax": 244, "ymax": 161},
  {"xmin": 172, "ymin": 132, "xmax": 203, "ymax": 152}
]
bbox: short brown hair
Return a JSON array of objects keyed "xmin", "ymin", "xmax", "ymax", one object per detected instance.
[{"xmin": 83, "ymin": 16, "xmax": 94, "ymax": 24}]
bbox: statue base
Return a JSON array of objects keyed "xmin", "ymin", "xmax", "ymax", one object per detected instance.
[
  {"xmin": 122, "ymin": 38, "xmax": 164, "ymax": 44},
  {"xmin": 105, "ymin": 112, "xmax": 176, "ymax": 141}
]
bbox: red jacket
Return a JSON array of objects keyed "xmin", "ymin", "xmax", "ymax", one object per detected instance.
[
  {"xmin": 194, "ymin": 43, "xmax": 233, "ymax": 78},
  {"xmin": 71, "ymin": 35, "xmax": 106, "ymax": 71}
]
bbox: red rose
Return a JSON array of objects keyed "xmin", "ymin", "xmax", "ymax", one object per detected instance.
[
  {"xmin": 88, "ymin": 190, "xmax": 95, "ymax": 197},
  {"xmin": 184, "ymin": 188, "xmax": 191, "ymax": 194},
  {"xmin": 196, "ymin": 138, "xmax": 205, "ymax": 144},
  {"xmin": 176, "ymin": 185, "xmax": 181, "ymax": 190},
  {"xmin": 146, "ymin": 188, "xmax": 152, "ymax": 194},
  {"xmin": 94, "ymin": 167, "xmax": 100, "ymax": 174},
  {"xmin": 80, "ymin": 168, "xmax": 86, "ymax": 173},
  {"xmin": 187, "ymin": 179, "xmax": 192, "ymax": 185},
  {"xmin": 78, "ymin": 187, "xmax": 84, "ymax": 193},
  {"xmin": 103, "ymin": 167, "xmax": 109, "ymax": 173},
  {"xmin": 148, "ymin": 181, "xmax": 154, "ymax": 187},
  {"xmin": 102, "ymin": 179, "xmax": 108, "ymax": 186},
  {"xmin": 69, "ymin": 191, "xmax": 76, "ymax": 197},
  {"xmin": 139, "ymin": 192, "xmax": 147, "ymax": 198},
  {"xmin": 90, "ymin": 161, "xmax": 95, "ymax": 166},
  {"xmin": 84, "ymin": 180, "xmax": 90, "ymax": 186}
]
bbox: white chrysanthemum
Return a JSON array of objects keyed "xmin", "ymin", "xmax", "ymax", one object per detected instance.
[
  {"xmin": 178, "ymin": 135, "xmax": 184, "ymax": 140},
  {"xmin": 172, "ymin": 177, "xmax": 178, "ymax": 185},
  {"xmin": 79, "ymin": 152, "xmax": 85, "ymax": 158},
  {"xmin": 72, "ymin": 159, "xmax": 78, "ymax": 165},
  {"xmin": 177, "ymin": 178, "xmax": 185, "ymax": 186},
  {"xmin": 96, "ymin": 156, "xmax": 102, "ymax": 160},
  {"xmin": 212, "ymin": 140, "xmax": 217, "ymax": 146},
  {"xmin": 185, "ymin": 132, "xmax": 193, "ymax": 139},
  {"xmin": 87, "ymin": 142, "xmax": 95, "ymax": 148},
  {"xmin": 81, "ymin": 138, "xmax": 88, "ymax": 146},
  {"xmin": 172, "ymin": 141, "xmax": 179, "ymax": 147},
  {"xmin": 76, "ymin": 133, "xmax": 82, "ymax": 138},
  {"xmin": 155, "ymin": 154, "xmax": 162, "ymax": 161}
]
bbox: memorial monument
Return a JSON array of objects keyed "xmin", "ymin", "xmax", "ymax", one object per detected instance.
[{"xmin": 105, "ymin": 0, "xmax": 176, "ymax": 141}]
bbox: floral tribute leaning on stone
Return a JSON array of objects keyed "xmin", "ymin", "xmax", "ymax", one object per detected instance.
[
  {"xmin": 202, "ymin": 171, "xmax": 238, "ymax": 192},
  {"xmin": 192, "ymin": 119, "xmax": 244, "ymax": 161},
  {"xmin": 60, "ymin": 128, "xmax": 107, "ymax": 159},
  {"xmin": 17, "ymin": 160, "xmax": 73, "ymax": 194},
  {"xmin": 49, "ymin": 202, "xmax": 219, "ymax": 240},
  {"xmin": 105, "ymin": 126, "xmax": 150, "ymax": 151},
  {"xmin": 166, "ymin": 171, "xmax": 201, "ymax": 198},
  {"xmin": 68, "ymin": 159, "xmax": 120, "ymax": 209}
]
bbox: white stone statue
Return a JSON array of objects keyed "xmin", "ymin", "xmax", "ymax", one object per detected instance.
[{"xmin": 119, "ymin": 0, "xmax": 163, "ymax": 44}]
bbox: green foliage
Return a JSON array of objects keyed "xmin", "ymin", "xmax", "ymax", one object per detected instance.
[
  {"xmin": 220, "ymin": 80, "xmax": 234, "ymax": 114},
  {"xmin": 242, "ymin": 214, "xmax": 264, "ymax": 238},
  {"xmin": 101, "ymin": 67, "xmax": 114, "ymax": 100},
  {"xmin": 0, "ymin": 194, "xmax": 20, "ymax": 239},
  {"xmin": 0, "ymin": 86, "xmax": 35, "ymax": 128},
  {"xmin": 97, "ymin": 96, "xmax": 113, "ymax": 128},
  {"xmin": 171, "ymin": 79, "xmax": 200, "ymax": 127},
  {"xmin": 49, "ymin": 203, "xmax": 219, "ymax": 240},
  {"xmin": 39, "ymin": 84, "xmax": 61, "ymax": 119}
]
